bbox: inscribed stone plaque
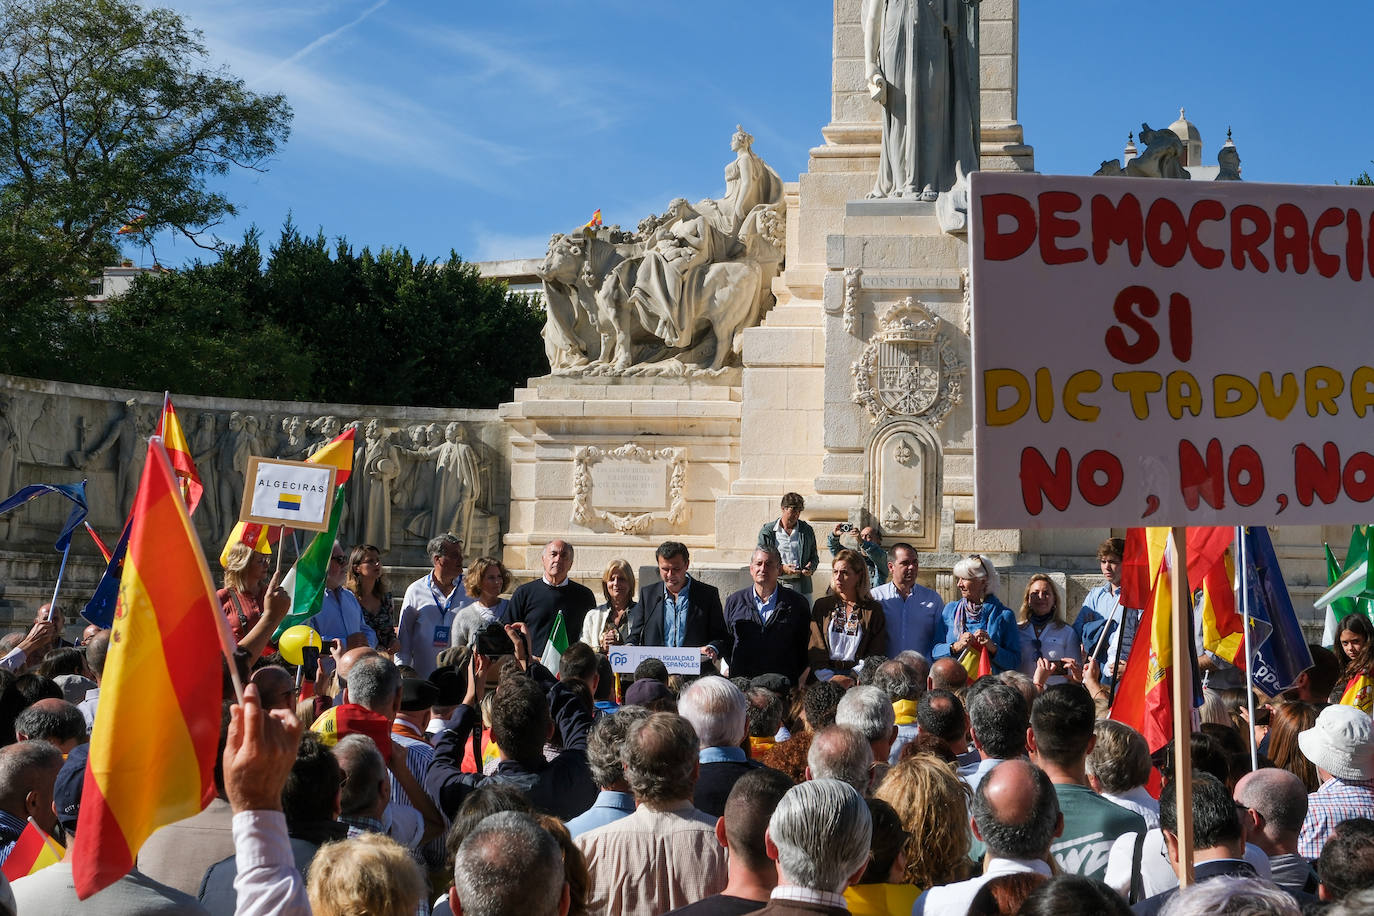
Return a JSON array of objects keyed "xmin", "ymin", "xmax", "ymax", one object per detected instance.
[{"xmin": 589, "ymin": 460, "xmax": 668, "ymax": 510}]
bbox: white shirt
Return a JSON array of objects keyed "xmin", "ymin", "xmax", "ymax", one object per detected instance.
[
  {"xmin": 913, "ymin": 856, "xmax": 1053, "ymax": 916},
  {"xmin": 1103, "ymin": 829, "xmax": 1272, "ymax": 900},
  {"xmin": 774, "ymin": 520, "xmax": 802, "ymax": 569},
  {"xmin": 398, "ymin": 573, "xmax": 469, "ymax": 678},
  {"xmin": 1103, "ymin": 785, "xmax": 1160, "ymax": 829}
]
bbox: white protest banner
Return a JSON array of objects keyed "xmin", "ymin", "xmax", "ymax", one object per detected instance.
[
  {"xmin": 970, "ymin": 171, "xmax": 1374, "ymax": 529},
  {"xmin": 239, "ymin": 457, "xmax": 338, "ymax": 531},
  {"xmin": 606, "ymin": 645, "xmax": 702, "ymax": 676}
]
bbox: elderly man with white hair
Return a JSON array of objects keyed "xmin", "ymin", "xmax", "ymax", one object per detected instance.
[
  {"xmin": 931, "ymin": 554, "xmax": 1020, "ymax": 674},
  {"xmin": 834, "ymin": 685, "xmax": 896, "ymax": 786},
  {"xmin": 679, "ymin": 676, "xmax": 769, "ymax": 818},
  {"xmin": 752, "ymin": 779, "xmax": 872, "ymax": 916}
]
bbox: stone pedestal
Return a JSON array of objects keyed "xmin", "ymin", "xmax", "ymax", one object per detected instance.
[{"xmin": 499, "ymin": 376, "xmax": 742, "ymax": 576}]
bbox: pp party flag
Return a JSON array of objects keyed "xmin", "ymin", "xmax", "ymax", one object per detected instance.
[
  {"xmin": 71, "ymin": 440, "xmax": 231, "ymax": 899},
  {"xmin": 1340, "ymin": 671, "xmax": 1373, "ymax": 713},
  {"xmin": 1238, "ymin": 526, "xmax": 1313, "ymax": 698},
  {"xmin": 541, "ymin": 611, "xmax": 569, "ymax": 672},
  {"xmin": 0, "ymin": 481, "xmax": 88, "ymax": 551},
  {"xmin": 81, "ymin": 516, "xmax": 132, "ymax": 629},
  {"xmin": 218, "ymin": 426, "xmax": 356, "ymax": 567},
  {"xmin": 272, "ymin": 485, "xmax": 347, "ymax": 640},
  {"xmin": 2, "ymin": 819, "xmax": 64, "ymax": 881},
  {"xmin": 155, "ymin": 394, "xmax": 202, "ymax": 515}
]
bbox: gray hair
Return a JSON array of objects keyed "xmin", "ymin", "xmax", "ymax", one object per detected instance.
[
  {"xmin": 1326, "ymin": 890, "xmax": 1374, "ymax": 916},
  {"xmin": 807, "ymin": 724, "xmax": 873, "ymax": 795},
  {"xmin": 951, "ymin": 554, "xmax": 1001, "ymax": 596},
  {"xmin": 1160, "ymin": 875, "xmax": 1301, "ymax": 916},
  {"xmin": 678, "ymin": 676, "xmax": 748, "ymax": 749},
  {"xmin": 587, "ymin": 706, "xmax": 651, "ymax": 789},
  {"xmin": 453, "ymin": 812, "xmax": 564, "ymax": 916},
  {"xmin": 0, "ymin": 741, "xmax": 63, "ymax": 810},
  {"xmin": 768, "ymin": 779, "xmax": 872, "ymax": 893},
  {"xmin": 1086, "ymin": 719, "xmax": 1152, "ymax": 794},
  {"xmin": 1234, "ymin": 768, "xmax": 1309, "ymax": 835},
  {"xmin": 623, "ymin": 713, "xmax": 699, "ymax": 804},
  {"xmin": 835, "ymin": 686, "xmax": 895, "ymax": 744},
  {"xmin": 966, "ymin": 680, "xmax": 1029, "ymax": 761},
  {"xmin": 894, "ymin": 650, "xmax": 930, "ymax": 685},
  {"xmin": 972, "ymin": 760, "xmax": 1061, "ymax": 860},
  {"xmin": 428, "ymin": 533, "xmax": 462, "ymax": 558},
  {"xmin": 347, "ymin": 656, "xmax": 401, "ymax": 712},
  {"xmin": 14, "ymin": 700, "xmax": 86, "ymax": 744},
  {"xmin": 872, "ymin": 660, "xmax": 922, "ymax": 703},
  {"xmin": 333, "ymin": 734, "xmax": 386, "ymax": 817},
  {"xmin": 752, "ymin": 545, "xmax": 781, "ymax": 567}
]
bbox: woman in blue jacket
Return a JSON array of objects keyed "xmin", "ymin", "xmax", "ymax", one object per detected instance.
[{"xmin": 931, "ymin": 554, "xmax": 1021, "ymax": 674}]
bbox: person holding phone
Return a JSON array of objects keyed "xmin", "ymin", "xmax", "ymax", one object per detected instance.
[{"xmin": 1015, "ymin": 574, "xmax": 1081, "ymax": 686}]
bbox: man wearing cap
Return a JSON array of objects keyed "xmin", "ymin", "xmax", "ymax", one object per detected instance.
[
  {"xmin": 1297, "ymin": 704, "xmax": 1374, "ymax": 859},
  {"xmin": 722, "ymin": 547, "xmax": 811, "ymax": 685},
  {"xmin": 624, "ymin": 677, "xmax": 676, "ymax": 712}
]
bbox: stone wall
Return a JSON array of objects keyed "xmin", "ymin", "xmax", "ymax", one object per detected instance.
[{"xmin": 0, "ymin": 374, "xmax": 506, "ymax": 624}]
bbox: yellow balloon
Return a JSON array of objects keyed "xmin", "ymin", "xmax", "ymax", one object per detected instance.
[{"xmin": 278, "ymin": 625, "xmax": 323, "ymax": 666}]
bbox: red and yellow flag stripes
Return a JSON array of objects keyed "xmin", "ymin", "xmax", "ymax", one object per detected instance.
[{"xmin": 71, "ymin": 440, "xmax": 225, "ymax": 899}]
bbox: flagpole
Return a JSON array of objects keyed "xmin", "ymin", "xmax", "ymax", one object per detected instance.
[
  {"xmin": 46, "ymin": 541, "xmax": 72, "ymax": 624},
  {"xmin": 1238, "ymin": 526, "xmax": 1259, "ymax": 772},
  {"xmin": 1169, "ymin": 526, "xmax": 1195, "ymax": 888}
]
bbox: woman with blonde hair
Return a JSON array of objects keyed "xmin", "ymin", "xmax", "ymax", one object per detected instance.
[
  {"xmin": 451, "ymin": 556, "xmax": 512, "ymax": 647},
  {"xmin": 1014, "ymin": 574, "xmax": 1081, "ymax": 685},
  {"xmin": 582, "ymin": 559, "xmax": 637, "ymax": 654},
  {"xmin": 933, "ymin": 554, "xmax": 1020, "ymax": 675},
  {"xmin": 218, "ymin": 542, "xmax": 289, "ymax": 662},
  {"xmin": 808, "ymin": 549, "xmax": 887, "ymax": 681},
  {"xmin": 346, "ymin": 543, "xmax": 395, "ymax": 651},
  {"xmin": 875, "ymin": 752, "xmax": 973, "ymax": 890},
  {"xmin": 306, "ymin": 832, "xmax": 426, "ymax": 916}
]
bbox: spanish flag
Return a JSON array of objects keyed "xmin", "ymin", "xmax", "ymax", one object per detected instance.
[
  {"xmin": 959, "ymin": 644, "xmax": 992, "ymax": 682},
  {"xmin": 1341, "ymin": 671, "xmax": 1373, "ymax": 713},
  {"xmin": 155, "ymin": 394, "xmax": 202, "ymax": 516},
  {"xmin": 218, "ymin": 426, "xmax": 355, "ymax": 567},
  {"xmin": 71, "ymin": 439, "xmax": 231, "ymax": 899},
  {"xmin": 115, "ymin": 214, "xmax": 146, "ymax": 235},
  {"xmin": 1, "ymin": 820, "xmax": 64, "ymax": 881},
  {"xmin": 1110, "ymin": 528, "xmax": 1176, "ymax": 752},
  {"xmin": 584, "ymin": 208, "xmax": 603, "ymax": 231}
]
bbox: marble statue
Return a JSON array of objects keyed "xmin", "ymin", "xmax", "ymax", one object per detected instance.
[
  {"xmin": 1217, "ymin": 144, "xmax": 1242, "ymax": 181},
  {"xmin": 1094, "ymin": 123, "xmax": 1193, "ymax": 180},
  {"xmin": 537, "ymin": 127, "xmax": 786, "ymax": 376},
  {"xmin": 0, "ymin": 394, "xmax": 17, "ymax": 536},
  {"xmin": 280, "ymin": 415, "xmax": 309, "ymax": 459},
  {"xmin": 214, "ymin": 411, "xmax": 244, "ymax": 537},
  {"xmin": 862, "ymin": 0, "xmax": 981, "ymax": 201},
  {"xmin": 192, "ymin": 412, "xmax": 220, "ymax": 536},
  {"xmin": 73, "ymin": 398, "xmax": 153, "ymax": 518}
]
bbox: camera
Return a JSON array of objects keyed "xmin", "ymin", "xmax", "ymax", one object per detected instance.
[
  {"xmin": 474, "ymin": 622, "xmax": 516, "ymax": 658},
  {"xmin": 838, "ymin": 523, "xmax": 856, "ymax": 533}
]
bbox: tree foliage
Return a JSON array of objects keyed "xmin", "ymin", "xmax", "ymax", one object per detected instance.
[
  {"xmin": 0, "ymin": 0, "xmax": 291, "ymax": 293},
  {"xmin": 55, "ymin": 222, "xmax": 549, "ymax": 408}
]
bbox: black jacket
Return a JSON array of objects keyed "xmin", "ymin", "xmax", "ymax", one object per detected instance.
[
  {"xmin": 721, "ymin": 584, "xmax": 812, "ymax": 685},
  {"xmin": 629, "ymin": 579, "xmax": 726, "ymax": 655}
]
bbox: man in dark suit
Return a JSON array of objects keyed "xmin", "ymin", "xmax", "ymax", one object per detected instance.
[
  {"xmin": 629, "ymin": 542, "xmax": 727, "ymax": 663},
  {"xmin": 722, "ymin": 547, "xmax": 811, "ymax": 686},
  {"xmin": 752, "ymin": 779, "xmax": 871, "ymax": 916}
]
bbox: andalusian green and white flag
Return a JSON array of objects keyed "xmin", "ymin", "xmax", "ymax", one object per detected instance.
[
  {"xmin": 273, "ymin": 485, "xmax": 347, "ymax": 640},
  {"xmin": 540, "ymin": 611, "xmax": 569, "ymax": 672}
]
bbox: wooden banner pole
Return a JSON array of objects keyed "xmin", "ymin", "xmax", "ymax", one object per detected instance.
[{"xmin": 1169, "ymin": 525, "xmax": 1195, "ymax": 888}]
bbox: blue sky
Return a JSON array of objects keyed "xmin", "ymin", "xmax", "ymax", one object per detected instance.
[{"xmin": 140, "ymin": 1, "xmax": 1374, "ymax": 268}]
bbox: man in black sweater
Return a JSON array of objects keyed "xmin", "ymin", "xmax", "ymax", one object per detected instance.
[{"xmin": 506, "ymin": 539, "xmax": 596, "ymax": 656}]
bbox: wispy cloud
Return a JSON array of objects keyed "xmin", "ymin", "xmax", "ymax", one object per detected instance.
[
  {"xmin": 266, "ymin": 0, "xmax": 390, "ymax": 75},
  {"xmin": 469, "ymin": 228, "xmax": 555, "ymax": 263}
]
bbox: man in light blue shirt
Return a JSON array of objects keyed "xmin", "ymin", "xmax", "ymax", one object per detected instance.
[
  {"xmin": 1074, "ymin": 538, "xmax": 1140, "ymax": 683},
  {"xmin": 565, "ymin": 707, "xmax": 649, "ymax": 838},
  {"xmin": 870, "ymin": 543, "xmax": 942, "ymax": 658}
]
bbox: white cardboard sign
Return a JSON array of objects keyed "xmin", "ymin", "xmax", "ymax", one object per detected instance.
[
  {"xmin": 239, "ymin": 457, "xmax": 337, "ymax": 531},
  {"xmin": 970, "ymin": 171, "xmax": 1374, "ymax": 529}
]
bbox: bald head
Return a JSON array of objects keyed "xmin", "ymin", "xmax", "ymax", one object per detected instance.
[
  {"xmin": 972, "ymin": 760, "xmax": 1061, "ymax": 860},
  {"xmin": 928, "ymin": 657, "xmax": 968, "ymax": 692},
  {"xmin": 337, "ymin": 647, "xmax": 380, "ymax": 683},
  {"xmin": 14, "ymin": 698, "xmax": 86, "ymax": 752},
  {"xmin": 1235, "ymin": 768, "xmax": 1309, "ymax": 840},
  {"xmin": 250, "ymin": 666, "xmax": 295, "ymax": 711}
]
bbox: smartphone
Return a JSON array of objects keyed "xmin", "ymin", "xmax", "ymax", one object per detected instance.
[{"xmin": 474, "ymin": 623, "xmax": 515, "ymax": 658}]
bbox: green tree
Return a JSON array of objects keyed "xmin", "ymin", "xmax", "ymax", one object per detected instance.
[
  {"xmin": 65, "ymin": 222, "xmax": 550, "ymax": 408},
  {"xmin": 1353, "ymin": 169, "xmax": 1374, "ymax": 186},
  {"xmin": 0, "ymin": 0, "xmax": 291, "ymax": 304}
]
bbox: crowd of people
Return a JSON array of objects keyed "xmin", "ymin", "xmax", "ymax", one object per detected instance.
[{"xmin": 0, "ymin": 492, "xmax": 1368, "ymax": 915}]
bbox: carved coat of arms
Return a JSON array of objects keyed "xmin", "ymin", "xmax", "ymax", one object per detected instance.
[{"xmin": 852, "ymin": 298, "xmax": 964, "ymax": 425}]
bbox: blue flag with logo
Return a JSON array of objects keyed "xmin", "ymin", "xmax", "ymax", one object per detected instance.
[
  {"xmin": 0, "ymin": 481, "xmax": 88, "ymax": 550},
  {"xmin": 1240, "ymin": 526, "xmax": 1314, "ymax": 697},
  {"xmin": 81, "ymin": 516, "xmax": 132, "ymax": 629}
]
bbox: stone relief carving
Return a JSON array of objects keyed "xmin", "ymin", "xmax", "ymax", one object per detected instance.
[
  {"xmin": 0, "ymin": 380, "xmax": 503, "ymax": 565},
  {"xmin": 843, "ymin": 268, "xmax": 862, "ymax": 336},
  {"xmin": 538, "ymin": 126, "xmax": 786, "ymax": 377},
  {"xmin": 866, "ymin": 422, "xmax": 940, "ymax": 550},
  {"xmin": 851, "ymin": 298, "xmax": 965, "ymax": 426},
  {"xmin": 571, "ymin": 443, "xmax": 687, "ymax": 535},
  {"xmin": 862, "ymin": 0, "xmax": 980, "ymax": 201}
]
